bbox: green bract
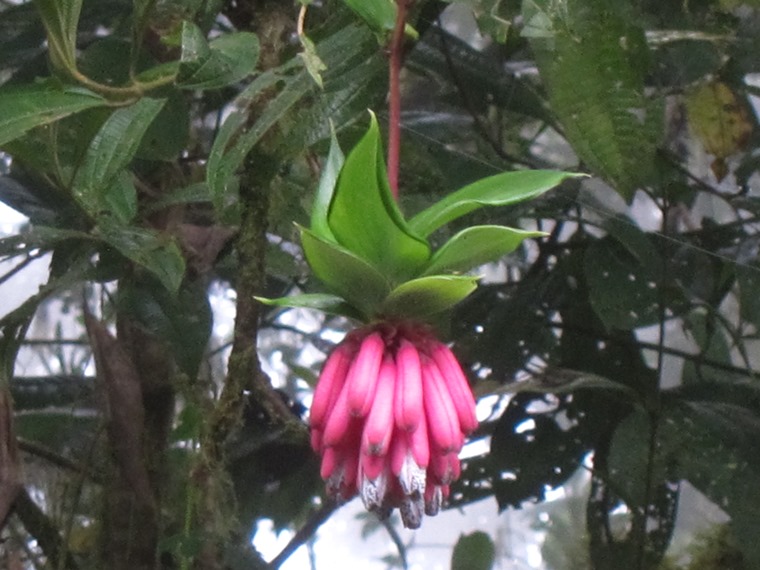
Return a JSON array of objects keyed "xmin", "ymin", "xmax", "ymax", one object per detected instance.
[{"xmin": 259, "ymin": 113, "xmax": 581, "ymax": 321}]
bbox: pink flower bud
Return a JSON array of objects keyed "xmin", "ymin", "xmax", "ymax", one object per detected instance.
[
  {"xmin": 362, "ymin": 354, "xmax": 396, "ymax": 456},
  {"xmin": 346, "ymin": 332, "xmax": 384, "ymax": 417},
  {"xmin": 394, "ymin": 339, "xmax": 424, "ymax": 432},
  {"xmin": 422, "ymin": 355, "xmax": 463, "ymax": 453},
  {"xmin": 430, "ymin": 343, "xmax": 478, "ymax": 434},
  {"xmin": 310, "ymin": 343, "xmax": 353, "ymax": 429}
]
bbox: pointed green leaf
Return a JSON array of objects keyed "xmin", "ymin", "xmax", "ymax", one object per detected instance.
[
  {"xmin": 524, "ymin": 1, "xmax": 660, "ymax": 200},
  {"xmin": 97, "ymin": 225, "xmax": 185, "ymax": 293},
  {"xmin": 207, "ymin": 71, "xmax": 313, "ymax": 220},
  {"xmin": 255, "ymin": 293, "xmax": 363, "ymax": 320},
  {"xmin": 380, "ymin": 275, "xmax": 477, "ymax": 319},
  {"xmin": 328, "ymin": 112, "xmax": 430, "ymax": 280},
  {"xmin": 177, "ymin": 21, "xmax": 260, "ymax": 89},
  {"xmin": 300, "ymin": 226, "xmax": 391, "ymax": 318},
  {"xmin": 409, "ymin": 170, "xmax": 580, "ymax": 237},
  {"xmin": 73, "ymin": 97, "xmax": 165, "ymax": 217},
  {"xmin": 424, "ymin": 225, "xmax": 545, "ymax": 276},
  {"xmin": 310, "ymin": 128, "xmax": 344, "ymax": 241},
  {"xmin": 101, "ymin": 171, "xmax": 138, "ymax": 224},
  {"xmin": 0, "ymin": 84, "xmax": 104, "ymax": 148},
  {"xmin": 33, "ymin": 0, "xmax": 82, "ymax": 71}
]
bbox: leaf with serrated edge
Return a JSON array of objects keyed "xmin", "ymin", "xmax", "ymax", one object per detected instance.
[
  {"xmin": 177, "ymin": 22, "xmax": 260, "ymax": 89},
  {"xmin": 97, "ymin": 225, "xmax": 185, "ymax": 293},
  {"xmin": 380, "ymin": 275, "xmax": 477, "ymax": 319},
  {"xmin": 73, "ymin": 98, "xmax": 165, "ymax": 217},
  {"xmin": 0, "ymin": 85, "xmax": 104, "ymax": 148},
  {"xmin": 409, "ymin": 170, "xmax": 580, "ymax": 238},
  {"xmin": 423, "ymin": 225, "xmax": 545, "ymax": 276}
]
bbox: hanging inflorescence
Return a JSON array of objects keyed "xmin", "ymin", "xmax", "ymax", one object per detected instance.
[{"xmin": 309, "ymin": 320, "xmax": 477, "ymax": 529}]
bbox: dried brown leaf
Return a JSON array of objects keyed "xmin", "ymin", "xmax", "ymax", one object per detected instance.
[{"xmin": 84, "ymin": 312, "xmax": 155, "ymax": 510}]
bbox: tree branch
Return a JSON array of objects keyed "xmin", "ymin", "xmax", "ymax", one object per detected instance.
[
  {"xmin": 14, "ymin": 488, "xmax": 79, "ymax": 570},
  {"xmin": 268, "ymin": 501, "xmax": 339, "ymax": 569}
]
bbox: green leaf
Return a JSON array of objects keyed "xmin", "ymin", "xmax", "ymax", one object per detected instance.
[
  {"xmin": 298, "ymin": 34, "xmax": 327, "ymax": 88},
  {"xmin": 300, "ymin": 226, "xmax": 391, "ymax": 318},
  {"xmin": 310, "ymin": 128, "xmax": 344, "ymax": 241},
  {"xmin": 409, "ymin": 170, "xmax": 579, "ymax": 237},
  {"xmin": 73, "ymin": 97, "xmax": 165, "ymax": 218},
  {"xmin": 451, "ymin": 531, "xmax": 496, "ymax": 570},
  {"xmin": 97, "ymin": 225, "xmax": 185, "ymax": 293},
  {"xmin": 343, "ymin": 0, "xmax": 396, "ymax": 32},
  {"xmin": 609, "ymin": 402, "xmax": 760, "ymax": 567},
  {"xmin": 255, "ymin": 293, "xmax": 362, "ymax": 320},
  {"xmin": 177, "ymin": 22, "xmax": 260, "ymax": 89},
  {"xmin": 524, "ymin": 0, "xmax": 660, "ymax": 200},
  {"xmin": 207, "ymin": 71, "xmax": 313, "ymax": 220},
  {"xmin": 101, "ymin": 171, "xmax": 138, "ymax": 225},
  {"xmin": 380, "ymin": 275, "xmax": 477, "ymax": 319},
  {"xmin": 584, "ymin": 236, "xmax": 662, "ymax": 330},
  {"xmin": 328, "ymin": 112, "xmax": 430, "ymax": 281},
  {"xmin": 0, "ymin": 227, "xmax": 90, "ymax": 260},
  {"xmin": 424, "ymin": 225, "xmax": 545, "ymax": 276},
  {"xmin": 33, "ymin": 0, "xmax": 82, "ymax": 71},
  {"xmin": 0, "ymin": 84, "xmax": 104, "ymax": 148},
  {"xmin": 118, "ymin": 279, "xmax": 212, "ymax": 377},
  {"xmin": 145, "ymin": 183, "xmax": 212, "ymax": 213},
  {"xmin": 136, "ymin": 91, "xmax": 189, "ymax": 161}
]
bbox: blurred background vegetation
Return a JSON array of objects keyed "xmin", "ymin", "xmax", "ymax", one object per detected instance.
[{"xmin": 1, "ymin": 0, "xmax": 759, "ymax": 569}]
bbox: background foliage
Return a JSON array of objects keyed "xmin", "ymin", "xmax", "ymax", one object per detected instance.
[{"xmin": 1, "ymin": 0, "xmax": 760, "ymax": 569}]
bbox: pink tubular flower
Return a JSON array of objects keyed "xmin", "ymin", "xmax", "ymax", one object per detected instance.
[{"xmin": 310, "ymin": 321, "xmax": 477, "ymax": 529}]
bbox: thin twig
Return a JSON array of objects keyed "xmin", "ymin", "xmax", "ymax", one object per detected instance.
[
  {"xmin": 14, "ymin": 489, "xmax": 80, "ymax": 570},
  {"xmin": 17, "ymin": 438, "xmax": 102, "ymax": 483},
  {"xmin": 435, "ymin": 22, "xmax": 546, "ymax": 170},
  {"xmin": 381, "ymin": 517, "xmax": 409, "ymax": 570},
  {"xmin": 547, "ymin": 321, "xmax": 758, "ymax": 377},
  {"xmin": 268, "ymin": 501, "xmax": 339, "ymax": 569}
]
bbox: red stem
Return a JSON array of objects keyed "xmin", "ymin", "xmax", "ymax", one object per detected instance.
[{"xmin": 387, "ymin": 0, "xmax": 410, "ymax": 200}]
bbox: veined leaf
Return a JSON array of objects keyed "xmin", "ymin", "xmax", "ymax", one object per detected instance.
[
  {"xmin": 33, "ymin": 0, "xmax": 82, "ymax": 71},
  {"xmin": 423, "ymin": 225, "xmax": 545, "ymax": 276},
  {"xmin": 73, "ymin": 97, "xmax": 165, "ymax": 218},
  {"xmin": 380, "ymin": 274, "xmax": 478, "ymax": 319},
  {"xmin": 310, "ymin": 128, "xmax": 344, "ymax": 241},
  {"xmin": 96, "ymin": 225, "xmax": 185, "ymax": 293},
  {"xmin": 0, "ymin": 85, "xmax": 104, "ymax": 148},
  {"xmin": 299, "ymin": 226, "xmax": 391, "ymax": 318},
  {"xmin": 409, "ymin": 170, "xmax": 578, "ymax": 237},
  {"xmin": 0, "ymin": 227, "xmax": 90, "ymax": 260},
  {"xmin": 328, "ymin": 112, "xmax": 430, "ymax": 281},
  {"xmin": 177, "ymin": 22, "xmax": 260, "ymax": 89},
  {"xmin": 524, "ymin": 0, "xmax": 660, "ymax": 200},
  {"xmin": 207, "ymin": 72, "xmax": 313, "ymax": 220}
]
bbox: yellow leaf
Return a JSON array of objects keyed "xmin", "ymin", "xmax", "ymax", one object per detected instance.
[{"xmin": 686, "ymin": 81, "xmax": 753, "ymax": 180}]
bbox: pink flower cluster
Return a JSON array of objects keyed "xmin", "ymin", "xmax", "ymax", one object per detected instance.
[{"xmin": 310, "ymin": 321, "xmax": 477, "ymax": 529}]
